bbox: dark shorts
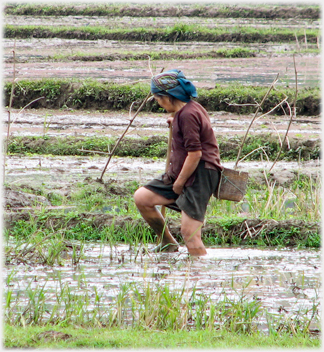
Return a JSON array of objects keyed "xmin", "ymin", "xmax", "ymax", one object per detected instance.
[{"xmin": 143, "ymin": 161, "xmax": 220, "ymax": 222}]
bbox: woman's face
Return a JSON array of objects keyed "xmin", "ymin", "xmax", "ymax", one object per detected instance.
[{"xmin": 153, "ymin": 95, "xmax": 175, "ymax": 113}]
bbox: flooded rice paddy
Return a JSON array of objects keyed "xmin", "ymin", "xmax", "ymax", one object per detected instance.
[
  {"xmin": 4, "ymin": 109, "xmax": 321, "ymax": 138},
  {"xmin": 5, "ymin": 15, "xmax": 320, "ymax": 30},
  {"xmin": 4, "ymin": 243, "xmax": 321, "ymax": 331},
  {"xmin": 4, "ymin": 48, "xmax": 320, "ymax": 88}
]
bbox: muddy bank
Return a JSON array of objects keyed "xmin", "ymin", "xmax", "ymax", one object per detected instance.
[
  {"xmin": 5, "ymin": 109, "xmax": 320, "ymax": 139},
  {"xmin": 6, "ymin": 134, "xmax": 321, "ymax": 161},
  {"xmin": 4, "ymin": 55, "xmax": 321, "ymax": 89},
  {"xmin": 4, "ymin": 80, "xmax": 320, "ymax": 115},
  {"xmin": 4, "ymin": 15, "xmax": 320, "ymax": 31},
  {"xmin": 40, "ymin": 50, "xmax": 258, "ymax": 63},
  {"xmin": 3, "ymin": 38, "xmax": 320, "ymax": 65},
  {"xmin": 4, "ymin": 25, "xmax": 319, "ymax": 45},
  {"xmin": 4, "ymin": 210, "xmax": 320, "ymax": 248},
  {"xmin": 4, "ymin": 4, "xmax": 320, "ymax": 20}
]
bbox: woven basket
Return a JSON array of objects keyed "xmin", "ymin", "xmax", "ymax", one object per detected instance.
[{"xmin": 214, "ymin": 168, "xmax": 249, "ymax": 202}]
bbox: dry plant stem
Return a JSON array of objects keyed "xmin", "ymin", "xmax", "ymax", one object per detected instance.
[
  {"xmin": 161, "ymin": 124, "xmax": 173, "ymax": 218},
  {"xmin": 238, "ymin": 146, "xmax": 270, "ymax": 163},
  {"xmin": 234, "ymin": 73, "xmax": 279, "ymax": 170},
  {"xmin": 269, "ymin": 55, "xmax": 297, "ymax": 172},
  {"xmin": 98, "ymin": 91, "xmax": 152, "ymax": 181},
  {"xmin": 4, "ymin": 41, "xmax": 17, "ymax": 183},
  {"xmin": 252, "ymin": 95, "xmax": 288, "ymax": 123}
]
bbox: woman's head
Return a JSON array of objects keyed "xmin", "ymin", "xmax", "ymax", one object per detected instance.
[
  {"xmin": 150, "ymin": 69, "xmax": 197, "ymax": 103},
  {"xmin": 153, "ymin": 92, "xmax": 179, "ymax": 113}
]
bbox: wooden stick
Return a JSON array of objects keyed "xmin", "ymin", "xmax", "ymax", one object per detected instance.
[
  {"xmin": 269, "ymin": 55, "xmax": 298, "ymax": 172},
  {"xmin": 161, "ymin": 123, "xmax": 173, "ymax": 218},
  {"xmin": 97, "ymin": 67, "xmax": 164, "ymax": 182},
  {"xmin": 98, "ymin": 91, "xmax": 152, "ymax": 182},
  {"xmin": 234, "ymin": 73, "xmax": 279, "ymax": 170}
]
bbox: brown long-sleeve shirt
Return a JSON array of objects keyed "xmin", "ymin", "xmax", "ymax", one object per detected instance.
[{"xmin": 167, "ymin": 100, "xmax": 223, "ymax": 187}]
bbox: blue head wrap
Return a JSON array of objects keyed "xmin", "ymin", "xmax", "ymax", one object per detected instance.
[{"xmin": 150, "ymin": 69, "xmax": 197, "ymax": 103}]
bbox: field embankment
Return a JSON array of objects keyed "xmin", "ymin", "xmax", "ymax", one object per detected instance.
[
  {"xmin": 4, "ymin": 3, "xmax": 320, "ymax": 19},
  {"xmin": 4, "ymin": 79, "xmax": 320, "ymax": 115}
]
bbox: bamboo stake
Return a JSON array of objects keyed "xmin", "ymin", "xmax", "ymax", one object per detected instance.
[
  {"xmin": 269, "ymin": 55, "xmax": 298, "ymax": 172},
  {"xmin": 161, "ymin": 123, "xmax": 173, "ymax": 218},
  {"xmin": 234, "ymin": 73, "xmax": 279, "ymax": 170}
]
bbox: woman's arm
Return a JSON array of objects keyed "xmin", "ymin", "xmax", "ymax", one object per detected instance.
[{"xmin": 173, "ymin": 150, "xmax": 202, "ymax": 195}]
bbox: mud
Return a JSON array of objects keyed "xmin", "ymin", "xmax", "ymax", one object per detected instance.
[
  {"xmin": 3, "ymin": 37, "xmax": 319, "ymax": 64},
  {"xmin": 4, "ymin": 51, "xmax": 320, "ymax": 89},
  {"xmin": 4, "ymin": 108, "xmax": 321, "ymax": 139},
  {"xmin": 5, "ymin": 15, "xmax": 320, "ymax": 30},
  {"xmin": 3, "ymin": 242, "xmax": 321, "ymax": 332},
  {"xmin": 3, "ymin": 154, "xmax": 320, "ymax": 205}
]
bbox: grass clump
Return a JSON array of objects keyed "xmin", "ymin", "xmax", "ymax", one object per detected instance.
[
  {"xmin": 4, "ymin": 79, "xmax": 320, "ymax": 115},
  {"xmin": 4, "ymin": 270, "xmax": 320, "ymax": 337},
  {"xmin": 4, "ymin": 24, "xmax": 320, "ymax": 44},
  {"xmin": 6, "ymin": 134, "xmax": 320, "ymax": 161},
  {"xmin": 49, "ymin": 47, "xmax": 258, "ymax": 63},
  {"xmin": 4, "ymin": 3, "xmax": 320, "ymax": 19}
]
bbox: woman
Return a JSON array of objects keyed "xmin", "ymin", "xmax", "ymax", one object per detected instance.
[{"xmin": 134, "ymin": 69, "xmax": 223, "ymax": 256}]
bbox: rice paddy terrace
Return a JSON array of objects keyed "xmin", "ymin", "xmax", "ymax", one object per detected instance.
[{"xmin": 3, "ymin": 2, "xmax": 321, "ymax": 345}]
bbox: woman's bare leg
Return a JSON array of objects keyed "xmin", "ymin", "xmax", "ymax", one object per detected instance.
[
  {"xmin": 181, "ymin": 211, "xmax": 207, "ymax": 256},
  {"xmin": 134, "ymin": 187, "xmax": 179, "ymax": 252}
]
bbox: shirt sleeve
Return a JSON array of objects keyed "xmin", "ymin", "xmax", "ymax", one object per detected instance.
[{"xmin": 178, "ymin": 111, "xmax": 202, "ymax": 152}]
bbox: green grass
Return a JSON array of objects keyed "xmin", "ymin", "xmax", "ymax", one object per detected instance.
[
  {"xmin": 49, "ymin": 47, "xmax": 259, "ymax": 62},
  {"xmin": 6, "ymin": 134, "xmax": 321, "ymax": 161},
  {"xmin": 4, "ymin": 24, "xmax": 320, "ymax": 43},
  {"xmin": 4, "ymin": 3, "xmax": 320, "ymax": 19},
  {"xmin": 3, "ymin": 79, "xmax": 320, "ymax": 115},
  {"xmin": 4, "ymin": 324, "xmax": 320, "ymax": 349},
  {"xmin": 4, "ymin": 270, "xmax": 320, "ymax": 345},
  {"xmin": 5, "ymin": 172, "xmax": 321, "ymax": 248}
]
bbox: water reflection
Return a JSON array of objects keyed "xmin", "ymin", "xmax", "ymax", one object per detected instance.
[{"xmin": 4, "ymin": 244, "xmax": 321, "ymax": 330}]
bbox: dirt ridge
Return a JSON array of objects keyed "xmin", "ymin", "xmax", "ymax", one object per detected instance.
[
  {"xmin": 4, "ymin": 210, "xmax": 319, "ymax": 248},
  {"xmin": 4, "ymin": 81, "xmax": 320, "ymax": 116},
  {"xmin": 6, "ymin": 135, "xmax": 321, "ymax": 161},
  {"xmin": 4, "ymin": 26, "xmax": 319, "ymax": 44},
  {"xmin": 4, "ymin": 4, "xmax": 320, "ymax": 20}
]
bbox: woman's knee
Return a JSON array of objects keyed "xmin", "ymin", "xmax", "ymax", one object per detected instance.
[{"xmin": 133, "ymin": 187, "xmax": 147, "ymax": 207}]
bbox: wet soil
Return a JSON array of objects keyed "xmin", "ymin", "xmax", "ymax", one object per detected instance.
[
  {"xmin": 3, "ymin": 154, "xmax": 320, "ymax": 209},
  {"xmin": 4, "ymin": 243, "xmax": 321, "ymax": 332},
  {"xmin": 4, "ymin": 108, "xmax": 321, "ymax": 139},
  {"xmin": 3, "ymin": 37, "xmax": 320, "ymax": 64},
  {"xmin": 4, "ymin": 51, "xmax": 320, "ymax": 89},
  {"xmin": 5, "ymin": 15, "xmax": 320, "ymax": 30}
]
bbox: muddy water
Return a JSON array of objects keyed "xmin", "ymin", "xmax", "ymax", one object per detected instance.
[
  {"xmin": 4, "ymin": 37, "xmax": 319, "ymax": 60},
  {"xmin": 4, "ymin": 154, "xmax": 320, "ymax": 190},
  {"xmin": 4, "ymin": 54, "xmax": 320, "ymax": 88},
  {"xmin": 5, "ymin": 15, "xmax": 320, "ymax": 30},
  {"xmin": 4, "ymin": 109, "xmax": 321, "ymax": 138},
  {"xmin": 4, "ymin": 244, "xmax": 321, "ymax": 330}
]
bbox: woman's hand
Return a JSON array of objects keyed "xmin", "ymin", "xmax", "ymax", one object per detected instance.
[
  {"xmin": 167, "ymin": 116, "xmax": 174, "ymax": 127},
  {"xmin": 173, "ymin": 179, "xmax": 185, "ymax": 195},
  {"xmin": 173, "ymin": 151, "xmax": 202, "ymax": 195}
]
